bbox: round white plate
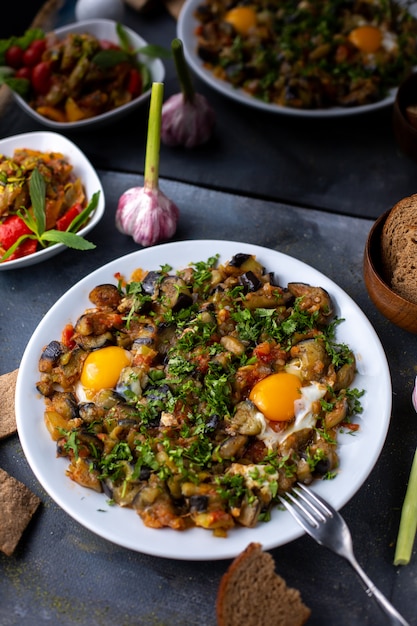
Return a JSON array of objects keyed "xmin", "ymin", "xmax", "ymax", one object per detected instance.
[
  {"xmin": 0, "ymin": 131, "xmax": 105, "ymax": 270},
  {"xmin": 177, "ymin": 0, "xmax": 399, "ymax": 118},
  {"xmin": 13, "ymin": 19, "xmax": 165, "ymax": 130},
  {"xmin": 16, "ymin": 240, "xmax": 391, "ymax": 560}
]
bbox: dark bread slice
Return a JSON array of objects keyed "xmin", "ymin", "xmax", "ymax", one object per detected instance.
[
  {"xmin": 381, "ymin": 194, "xmax": 417, "ymax": 303},
  {"xmin": 0, "ymin": 369, "xmax": 18, "ymax": 440},
  {"xmin": 216, "ymin": 542, "xmax": 311, "ymax": 626},
  {"xmin": 0, "ymin": 468, "xmax": 41, "ymax": 556}
]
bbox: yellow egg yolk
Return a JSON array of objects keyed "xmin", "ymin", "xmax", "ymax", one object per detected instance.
[
  {"xmin": 224, "ymin": 7, "xmax": 257, "ymax": 35},
  {"xmin": 249, "ymin": 372, "xmax": 302, "ymax": 422},
  {"xmin": 80, "ymin": 346, "xmax": 132, "ymax": 393},
  {"xmin": 348, "ymin": 25, "xmax": 382, "ymax": 54}
]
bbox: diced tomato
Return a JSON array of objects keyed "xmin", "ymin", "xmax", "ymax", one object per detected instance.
[
  {"xmin": 127, "ymin": 68, "xmax": 142, "ymax": 98},
  {"xmin": 5, "ymin": 45, "xmax": 24, "ymax": 69},
  {"xmin": 31, "ymin": 61, "xmax": 52, "ymax": 95},
  {"xmin": 61, "ymin": 323, "xmax": 76, "ymax": 349},
  {"xmin": 0, "ymin": 215, "xmax": 32, "ymax": 249},
  {"xmin": 6, "ymin": 238, "xmax": 38, "ymax": 260},
  {"xmin": 56, "ymin": 203, "xmax": 83, "ymax": 231}
]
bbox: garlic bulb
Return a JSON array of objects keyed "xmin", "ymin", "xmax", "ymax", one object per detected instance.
[
  {"xmin": 161, "ymin": 92, "xmax": 215, "ymax": 148},
  {"xmin": 116, "ymin": 186, "xmax": 179, "ymax": 247},
  {"xmin": 161, "ymin": 39, "xmax": 215, "ymax": 148},
  {"xmin": 116, "ymin": 82, "xmax": 180, "ymax": 247}
]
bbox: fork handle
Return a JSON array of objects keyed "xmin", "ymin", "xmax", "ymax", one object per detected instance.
[{"xmin": 347, "ymin": 553, "xmax": 409, "ymax": 626}]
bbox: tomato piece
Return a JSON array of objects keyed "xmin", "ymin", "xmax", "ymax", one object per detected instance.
[
  {"xmin": 0, "ymin": 215, "xmax": 32, "ymax": 249},
  {"xmin": 61, "ymin": 323, "xmax": 76, "ymax": 349},
  {"xmin": 5, "ymin": 45, "xmax": 24, "ymax": 69},
  {"xmin": 100, "ymin": 40, "xmax": 121, "ymax": 50},
  {"xmin": 127, "ymin": 68, "xmax": 142, "ymax": 98},
  {"xmin": 6, "ymin": 238, "xmax": 38, "ymax": 260},
  {"xmin": 56, "ymin": 203, "xmax": 83, "ymax": 231},
  {"xmin": 15, "ymin": 66, "xmax": 32, "ymax": 80},
  {"xmin": 23, "ymin": 39, "xmax": 46, "ymax": 67},
  {"xmin": 31, "ymin": 61, "xmax": 52, "ymax": 95}
]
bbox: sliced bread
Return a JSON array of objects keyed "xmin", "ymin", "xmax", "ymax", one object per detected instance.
[
  {"xmin": 216, "ymin": 542, "xmax": 311, "ymax": 626},
  {"xmin": 380, "ymin": 194, "xmax": 417, "ymax": 304}
]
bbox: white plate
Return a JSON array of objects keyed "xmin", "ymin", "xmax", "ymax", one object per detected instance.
[
  {"xmin": 13, "ymin": 19, "xmax": 165, "ymax": 130},
  {"xmin": 0, "ymin": 131, "xmax": 105, "ymax": 270},
  {"xmin": 16, "ymin": 240, "xmax": 391, "ymax": 560},
  {"xmin": 177, "ymin": 0, "xmax": 399, "ymax": 118}
]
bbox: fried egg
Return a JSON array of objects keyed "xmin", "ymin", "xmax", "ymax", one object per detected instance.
[
  {"xmin": 253, "ymin": 379, "xmax": 328, "ymax": 450},
  {"xmin": 348, "ymin": 24, "xmax": 398, "ymax": 55},
  {"xmin": 249, "ymin": 372, "xmax": 302, "ymax": 422},
  {"xmin": 76, "ymin": 345, "xmax": 132, "ymax": 402}
]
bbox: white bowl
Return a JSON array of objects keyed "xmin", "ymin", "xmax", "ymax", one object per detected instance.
[
  {"xmin": 12, "ymin": 19, "xmax": 165, "ymax": 130},
  {"xmin": 0, "ymin": 131, "xmax": 105, "ymax": 270}
]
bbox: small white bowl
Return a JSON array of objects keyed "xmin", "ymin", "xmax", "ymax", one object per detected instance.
[
  {"xmin": 12, "ymin": 19, "xmax": 165, "ymax": 130},
  {"xmin": 0, "ymin": 131, "xmax": 105, "ymax": 270}
]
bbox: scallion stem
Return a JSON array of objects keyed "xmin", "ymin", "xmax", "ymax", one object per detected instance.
[
  {"xmin": 171, "ymin": 38, "xmax": 195, "ymax": 102},
  {"xmin": 144, "ymin": 82, "xmax": 164, "ymax": 190},
  {"xmin": 394, "ymin": 447, "xmax": 417, "ymax": 565}
]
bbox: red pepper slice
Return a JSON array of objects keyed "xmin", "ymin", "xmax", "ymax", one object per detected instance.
[
  {"xmin": 7, "ymin": 239, "xmax": 38, "ymax": 260},
  {"xmin": 0, "ymin": 215, "xmax": 32, "ymax": 249},
  {"xmin": 127, "ymin": 68, "xmax": 142, "ymax": 98},
  {"xmin": 56, "ymin": 203, "xmax": 83, "ymax": 231}
]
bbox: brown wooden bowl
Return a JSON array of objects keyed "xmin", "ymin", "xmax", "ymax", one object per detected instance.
[
  {"xmin": 393, "ymin": 72, "xmax": 417, "ymax": 162},
  {"xmin": 363, "ymin": 210, "xmax": 417, "ymax": 334}
]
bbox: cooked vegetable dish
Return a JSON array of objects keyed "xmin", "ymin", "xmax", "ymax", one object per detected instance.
[
  {"xmin": 36, "ymin": 253, "xmax": 364, "ymax": 535},
  {"xmin": 194, "ymin": 0, "xmax": 417, "ymax": 109},
  {"xmin": 0, "ymin": 148, "xmax": 87, "ymax": 261},
  {"xmin": 0, "ymin": 25, "xmax": 151, "ymax": 123}
]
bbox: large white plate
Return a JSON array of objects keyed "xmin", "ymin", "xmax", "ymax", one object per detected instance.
[
  {"xmin": 13, "ymin": 19, "xmax": 165, "ymax": 130},
  {"xmin": 16, "ymin": 240, "xmax": 391, "ymax": 560},
  {"xmin": 177, "ymin": 0, "xmax": 400, "ymax": 118},
  {"xmin": 0, "ymin": 131, "xmax": 105, "ymax": 270}
]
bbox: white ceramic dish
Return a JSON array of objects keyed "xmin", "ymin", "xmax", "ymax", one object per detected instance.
[
  {"xmin": 0, "ymin": 131, "xmax": 105, "ymax": 270},
  {"xmin": 13, "ymin": 19, "xmax": 165, "ymax": 130},
  {"xmin": 16, "ymin": 240, "xmax": 391, "ymax": 560},
  {"xmin": 177, "ymin": 0, "xmax": 399, "ymax": 118}
]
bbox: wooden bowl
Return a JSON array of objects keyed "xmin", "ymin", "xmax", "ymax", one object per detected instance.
[
  {"xmin": 363, "ymin": 210, "xmax": 417, "ymax": 334},
  {"xmin": 393, "ymin": 72, "xmax": 417, "ymax": 162}
]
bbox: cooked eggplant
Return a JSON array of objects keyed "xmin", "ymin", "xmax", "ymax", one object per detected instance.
[
  {"xmin": 89, "ymin": 284, "xmax": 121, "ymax": 309},
  {"xmin": 39, "ymin": 340, "xmax": 66, "ymax": 372}
]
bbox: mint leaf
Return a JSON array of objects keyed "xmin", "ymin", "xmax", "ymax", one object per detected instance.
[
  {"xmin": 136, "ymin": 44, "xmax": 171, "ymax": 59},
  {"xmin": 41, "ymin": 230, "xmax": 96, "ymax": 250},
  {"xmin": 92, "ymin": 49, "xmax": 130, "ymax": 68},
  {"xmin": 68, "ymin": 191, "xmax": 100, "ymax": 233},
  {"xmin": 29, "ymin": 168, "xmax": 46, "ymax": 235}
]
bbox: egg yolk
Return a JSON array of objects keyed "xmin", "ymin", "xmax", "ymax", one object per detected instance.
[
  {"xmin": 224, "ymin": 7, "xmax": 257, "ymax": 35},
  {"xmin": 249, "ymin": 372, "xmax": 302, "ymax": 422},
  {"xmin": 80, "ymin": 346, "xmax": 132, "ymax": 393},
  {"xmin": 348, "ymin": 25, "xmax": 382, "ymax": 54}
]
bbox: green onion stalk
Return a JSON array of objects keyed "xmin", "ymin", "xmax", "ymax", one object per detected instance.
[
  {"xmin": 394, "ymin": 377, "xmax": 417, "ymax": 566},
  {"xmin": 115, "ymin": 82, "xmax": 179, "ymax": 247}
]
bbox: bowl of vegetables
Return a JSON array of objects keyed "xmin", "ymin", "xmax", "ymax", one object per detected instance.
[
  {"xmin": 0, "ymin": 131, "xmax": 105, "ymax": 269},
  {"xmin": 0, "ymin": 19, "xmax": 165, "ymax": 130}
]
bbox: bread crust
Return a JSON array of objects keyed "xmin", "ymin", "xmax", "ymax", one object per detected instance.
[
  {"xmin": 216, "ymin": 542, "xmax": 311, "ymax": 626},
  {"xmin": 381, "ymin": 194, "xmax": 417, "ymax": 304}
]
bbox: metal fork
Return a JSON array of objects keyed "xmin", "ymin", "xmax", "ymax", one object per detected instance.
[{"xmin": 279, "ymin": 483, "xmax": 409, "ymax": 626}]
